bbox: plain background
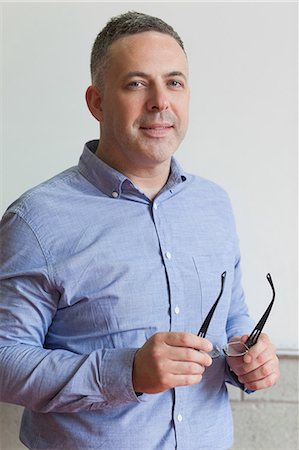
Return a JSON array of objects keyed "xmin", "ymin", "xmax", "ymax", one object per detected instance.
[{"xmin": 1, "ymin": 1, "xmax": 298, "ymax": 351}]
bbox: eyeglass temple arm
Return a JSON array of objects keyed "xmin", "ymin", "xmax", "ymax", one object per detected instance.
[
  {"xmin": 245, "ymin": 273, "xmax": 275, "ymax": 348},
  {"xmin": 197, "ymin": 271, "xmax": 226, "ymax": 338}
]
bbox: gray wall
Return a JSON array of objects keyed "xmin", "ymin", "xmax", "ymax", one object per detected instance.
[{"xmin": 1, "ymin": 2, "xmax": 298, "ymax": 449}]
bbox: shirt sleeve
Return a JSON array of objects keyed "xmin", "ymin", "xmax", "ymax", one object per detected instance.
[
  {"xmin": 224, "ymin": 246, "xmax": 255, "ymax": 393},
  {"xmin": 226, "ymin": 253, "xmax": 254, "ymax": 340},
  {"xmin": 0, "ymin": 212, "xmax": 140, "ymax": 413}
]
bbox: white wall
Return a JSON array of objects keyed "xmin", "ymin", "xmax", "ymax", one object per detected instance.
[{"xmin": 1, "ymin": 2, "xmax": 298, "ymax": 351}]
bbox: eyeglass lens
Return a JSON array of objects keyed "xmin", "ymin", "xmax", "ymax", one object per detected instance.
[{"xmin": 223, "ymin": 341, "xmax": 249, "ymax": 357}]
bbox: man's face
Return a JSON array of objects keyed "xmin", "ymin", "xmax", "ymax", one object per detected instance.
[{"xmin": 97, "ymin": 31, "xmax": 190, "ymax": 174}]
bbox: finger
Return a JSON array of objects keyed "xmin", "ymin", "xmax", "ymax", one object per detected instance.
[
  {"xmin": 163, "ymin": 332, "xmax": 213, "ymax": 353},
  {"xmin": 238, "ymin": 358, "xmax": 278, "ymax": 384},
  {"xmin": 236, "ymin": 349, "xmax": 276, "ymax": 377},
  {"xmin": 240, "ymin": 334, "xmax": 249, "ymax": 343},
  {"xmin": 168, "ymin": 346, "xmax": 212, "ymax": 367},
  {"xmin": 227, "ymin": 342, "xmax": 277, "ymax": 377},
  {"xmin": 168, "ymin": 373, "xmax": 203, "ymax": 387},
  {"xmin": 242, "ymin": 333, "xmax": 272, "ymax": 364},
  {"xmin": 169, "ymin": 360, "xmax": 207, "ymax": 376},
  {"xmin": 243, "ymin": 341, "xmax": 276, "ymax": 370},
  {"xmin": 243, "ymin": 370, "xmax": 280, "ymax": 391}
]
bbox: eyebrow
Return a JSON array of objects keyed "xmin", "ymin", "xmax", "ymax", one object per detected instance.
[{"xmin": 123, "ymin": 71, "xmax": 188, "ymax": 81}]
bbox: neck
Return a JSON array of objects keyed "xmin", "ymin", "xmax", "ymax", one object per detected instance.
[
  {"xmin": 95, "ymin": 144, "xmax": 171, "ymax": 201},
  {"xmin": 125, "ymin": 171, "xmax": 170, "ymax": 200}
]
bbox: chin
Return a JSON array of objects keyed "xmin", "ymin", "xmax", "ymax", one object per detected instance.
[{"xmin": 143, "ymin": 141, "xmax": 178, "ymax": 158}]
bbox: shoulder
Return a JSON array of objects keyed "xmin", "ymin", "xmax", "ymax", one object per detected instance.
[
  {"xmin": 184, "ymin": 172, "xmax": 232, "ymax": 205},
  {"xmin": 4, "ymin": 167, "xmax": 80, "ymax": 222}
]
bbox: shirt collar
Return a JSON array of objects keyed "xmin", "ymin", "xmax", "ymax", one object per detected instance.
[{"xmin": 78, "ymin": 140, "xmax": 188, "ymax": 199}]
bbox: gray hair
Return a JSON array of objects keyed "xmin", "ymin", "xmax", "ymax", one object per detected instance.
[{"xmin": 90, "ymin": 11, "xmax": 185, "ymax": 88}]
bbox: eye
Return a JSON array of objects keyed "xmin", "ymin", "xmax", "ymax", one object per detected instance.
[
  {"xmin": 168, "ymin": 79, "xmax": 184, "ymax": 88},
  {"xmin": 127, "ymin": 80, "xmax": 146, "ymax": 89}
]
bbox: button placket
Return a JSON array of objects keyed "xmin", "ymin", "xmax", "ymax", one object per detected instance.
[
  {"xmin": 151, "ymin": 200, "xmax": 184, "ymax": 335},
  {"xmin": 173, "ymin": 387, "xmax": 187, "ymax": 449}
]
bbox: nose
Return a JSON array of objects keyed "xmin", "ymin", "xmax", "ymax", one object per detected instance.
[{"xmin": 146, "ymin": 85, "xmax": 169, "ymax": 112}]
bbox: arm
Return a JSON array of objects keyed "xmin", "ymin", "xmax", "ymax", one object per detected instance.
[
  {"xmin": 0, "ymin": 212, "xmax": 214, "ymax": 411},
  {"xmin": 0, "ymin": 212, "xmax": 138, "ymax": 412}
]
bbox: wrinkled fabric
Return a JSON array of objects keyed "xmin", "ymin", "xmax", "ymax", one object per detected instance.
[{"xmin": 0, "ymin": 140, "xmax": 253, "ymax": 449}]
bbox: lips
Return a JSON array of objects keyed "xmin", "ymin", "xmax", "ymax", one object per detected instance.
[
  {"xmin": 140, "ymin": 123, "xmax": 173, "ymax": 130},
  {"xmin": 140, "ymin": 123, "xmax": 173, "ymax": 138}
]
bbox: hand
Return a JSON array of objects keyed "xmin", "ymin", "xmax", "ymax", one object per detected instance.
[
  {"xmin": 132, "ymin": 332, "xmax": 213, "ymax": 394},
  {"xmin": 226, "ymin": 333, "xmax": 280, "ymax": 390}
]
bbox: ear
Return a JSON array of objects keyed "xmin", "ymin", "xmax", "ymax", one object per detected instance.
[{"xmin": 85, "ymin": 85, "xmax": 104, "ymax": 122}]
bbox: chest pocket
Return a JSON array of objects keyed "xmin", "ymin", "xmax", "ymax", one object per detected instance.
[{"xmin": 193, "ymin": 253, "xmax": 235, "ymax": 337}]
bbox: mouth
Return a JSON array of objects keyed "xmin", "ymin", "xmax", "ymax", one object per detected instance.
[{"xmin": 140, "ymin": 123, "xmax": 173, "ymax": 137}]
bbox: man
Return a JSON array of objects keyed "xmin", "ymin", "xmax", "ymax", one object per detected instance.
[{"xmin": 0, "ymin": 11, "xmax": 279, "ymax": 450}]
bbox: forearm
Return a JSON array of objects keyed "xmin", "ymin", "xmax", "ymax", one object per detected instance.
[
  {"xmin": 0, "ymin": 213, "xmax": 141, "ymax": 413},
  {"xmin": 0, "ymin": 344, "xmax": 139, "ymax": 412}
]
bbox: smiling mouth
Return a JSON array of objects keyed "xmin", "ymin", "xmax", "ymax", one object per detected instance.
[
  {"xmin": 140, "ymin": 124, "xmax": 173, "ymax": 130},
  {"xmin": 140, "ymin": 124, "xmax": 173, "ymax": 137}
]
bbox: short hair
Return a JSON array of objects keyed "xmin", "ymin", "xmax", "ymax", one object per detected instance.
[{"xmin": 90, "ymin": 11, "xmax": 185, "ymax": 88}]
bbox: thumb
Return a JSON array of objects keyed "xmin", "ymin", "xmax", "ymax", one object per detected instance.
[{"xmin": 240, "ymin": 335, "xmax": 252, "ymax": 363}]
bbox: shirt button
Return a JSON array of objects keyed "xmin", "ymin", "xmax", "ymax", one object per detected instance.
[
  {"xmin": 111, "ymin": 191, "xmax": 119, "ymax": 198},
  {"xmin": 153, "ymin": 202, "xmax": 158, "ymax": 210},
  {"xmin": 174, "ymin": 306, "xmax": 180, "ymax": 315},
  {"xmin": 177, "ymin": 414, "xmax": 183, "ymax": 422},
  {"xmin": 165, "ymin": 251, "xmax": 172, "ymax": 260}
]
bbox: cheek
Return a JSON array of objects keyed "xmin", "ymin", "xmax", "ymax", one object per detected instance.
[
  {"xmin": 102, "ymin": 94, "xmax": 133, "ymax": 125},
  {"xmin": 174, "ymin": 95, "xmax": 189, "ymax": 119},
  {"xmin": 115, "ymin": 100, "xmax": 137, "ymax": 122},
  {"xmin": 182, "ymin": 103, "xmax": 190, "ymax": 130},
  {"xmin": 175, "ymin": 104, "xmax": 189, "ymax": 132}
]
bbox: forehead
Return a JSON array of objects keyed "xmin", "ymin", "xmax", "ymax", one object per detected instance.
[{"xmin": 106, "ymin": 31, "xmax": 188, "ymax": 77}]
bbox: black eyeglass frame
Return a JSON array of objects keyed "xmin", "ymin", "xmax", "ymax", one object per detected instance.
[
  {"xmin": 197, "ymin": 271, "xmax": 227, "ymax": 338},
  {"xmin": 223, "ymin": 273, "xmax": 275, "ymax": 357}
]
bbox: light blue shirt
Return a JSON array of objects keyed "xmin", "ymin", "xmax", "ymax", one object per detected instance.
[{"xmin": 0, "ymin": 140, "xmax": 253, "ymax": 450}]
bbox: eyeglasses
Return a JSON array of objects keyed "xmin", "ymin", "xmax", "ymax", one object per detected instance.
[
  {"xmin": 223, "ymin": 273, "xmax": 275, "ymax": 357},
  {"xmin": 197, "ymin": 271, "xmax": 226, "ymax": 358}
]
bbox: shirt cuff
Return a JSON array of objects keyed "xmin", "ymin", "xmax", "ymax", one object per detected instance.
[{"xmin": 101, "ymin": 348, "xmax": 141, "ymax": 406}]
